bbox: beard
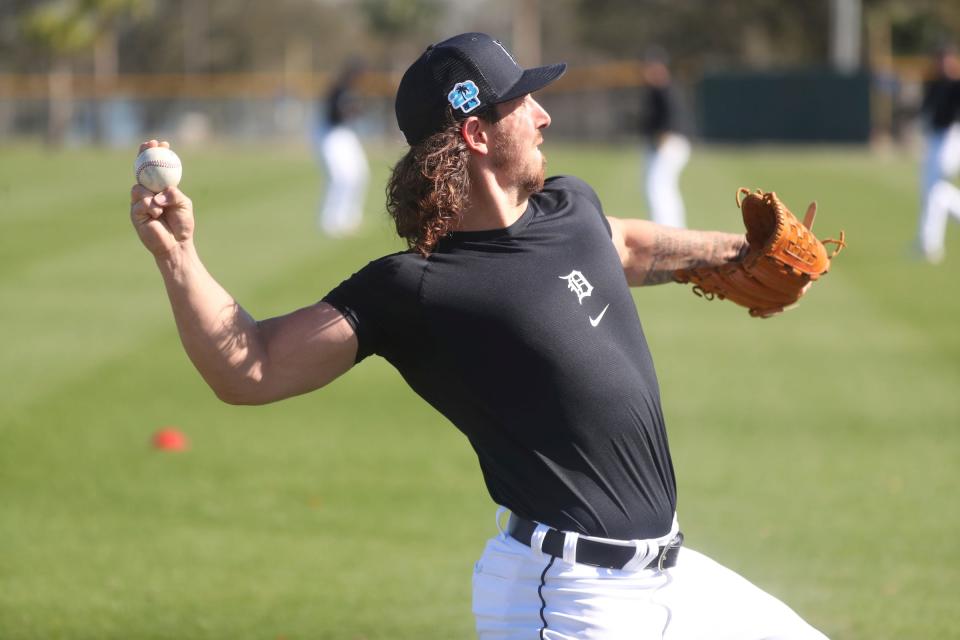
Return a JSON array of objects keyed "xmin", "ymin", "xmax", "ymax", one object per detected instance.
[
  {"xmin": 521, "ymin": 156, "xmax": 547, "ymax": 197},
  {"xmin": 491, "ymin": 132, "xmax": 546, "ymax": 202}
]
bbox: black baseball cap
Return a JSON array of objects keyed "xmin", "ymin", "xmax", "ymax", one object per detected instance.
[{"xmin": 395, "ymin": 32, "xmax": 566, "ymax": 145}]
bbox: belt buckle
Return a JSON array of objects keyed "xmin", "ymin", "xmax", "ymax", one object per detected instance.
[
  {"xmin": 656, "ymin": 532, "xmax": 683, "ymax": 571},
  {"xmin": 656, "ymin": 545, "xmax": 670, "ymax": 572}
]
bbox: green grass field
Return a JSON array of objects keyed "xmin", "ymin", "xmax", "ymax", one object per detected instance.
[{"xmin": 1, "ymin": 140, "xmax": 958, "ymax": 639}]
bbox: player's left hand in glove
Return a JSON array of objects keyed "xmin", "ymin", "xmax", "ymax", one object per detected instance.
[{"xmin": 674, "ymin": 188, "xmax": 846, "ymax": 318}]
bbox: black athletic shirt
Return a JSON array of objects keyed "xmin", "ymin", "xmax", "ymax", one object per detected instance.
[
  {"xmin": 323, "ymin": 176, "xmax": 677, "ymax": 539},
  {"xmin": 325, "ymin": 84, "xmax": 358, "ymax": 127},
  {"xmin": 922, "ymin": 78, "xmax": 960, "ymax": 131},
  {"xmin": 641, "ymin": 84, "xmax": 688, "ymax": 140}
]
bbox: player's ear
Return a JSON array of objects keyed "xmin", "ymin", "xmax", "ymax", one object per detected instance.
[{"xmin": 461, "ymin": 117, "xmax": 490, "ymax": 156}]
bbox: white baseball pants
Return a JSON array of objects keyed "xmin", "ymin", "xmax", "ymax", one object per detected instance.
[
  {"xmin": 473, "ymin": 514, "xmax": 828, "ymax": 640},
  {"xmin": 315, "ymin": 124, "xmax": 369, "ymax": 236},
  {"xmin": 644, "ymin": 134, "xmax": 691, "ymax": 229},
  {"xmin": 918, "ymin": 179, "xmax": 960, "ymax": 261},
  {"xmin": 917, "ymin": 124, "xmax": 960, "ymax": 261},
  {"xmin": 921, "ymin": 123, "xmax": 960, "ymax": 196}
]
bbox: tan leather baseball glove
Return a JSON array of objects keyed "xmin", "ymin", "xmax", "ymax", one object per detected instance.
[{"xmin": 674, "ymin": 188, "xmax": 846, "ymax": 318}]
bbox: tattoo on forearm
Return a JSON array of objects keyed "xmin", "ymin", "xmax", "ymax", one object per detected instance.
[
  {"xmin": 642, "ymin": 232, "xmax": 684, "ymax": 285},
  {"xmin": 637, "ymin": 230, "xmax": 745, "ymax": 285}
]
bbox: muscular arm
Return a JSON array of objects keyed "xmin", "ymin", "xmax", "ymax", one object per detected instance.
[
  {"xmin": 131, "ymin": 140, "xmax": 356, "ymax": 405},
  {"xmin": 155, "ymin": 243, "xmax": 356, "ymax": 405},
  {"xmin": 606, "ymin": 216, "xmax": 747, "ymax": 287}
]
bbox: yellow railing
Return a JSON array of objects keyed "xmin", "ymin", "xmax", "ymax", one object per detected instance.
[
  {"xmin": 0, "ymin": 61, "xmax": 648, "ymax": 100},
  {"xmin": 0, "ymin": 56, "xmax": 933, "ymax": 100}
]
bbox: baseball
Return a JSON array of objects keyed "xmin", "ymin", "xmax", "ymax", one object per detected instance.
[{"xmin": 134, "ymin": 146, "xmax": 182, "ymax": 193}]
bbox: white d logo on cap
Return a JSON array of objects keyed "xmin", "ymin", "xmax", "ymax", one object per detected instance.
[{"xmin": 492, "ymin": 39, "xmax": 520, "ymax": 68}]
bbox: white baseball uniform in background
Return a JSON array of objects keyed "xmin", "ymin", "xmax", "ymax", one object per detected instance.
[
  {"xmin": 315, "ymin": 123, "xmax": 369, "ymax": 236},
  {"xmin": 917, "ymin": 122, "xmax": 960, "ymax": 262},
  {"xmin": 645, "ymin": 133, "xmax": 691, "ymax": 229},
  {"xmin": 314, "ymin": 64, "xmax": 369, "ymax": 237},
  {"xmin": 640, "ymin": 56, "xmax": 690, "ymax": 230},
  {"xmin": 915, "ymin": 50, "xmax": 960, "ymax": 263}
]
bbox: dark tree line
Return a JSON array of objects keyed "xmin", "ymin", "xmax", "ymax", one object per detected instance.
[{"xmin": 4, "ymin": 0, "xmax": 960, "ymax": 77}]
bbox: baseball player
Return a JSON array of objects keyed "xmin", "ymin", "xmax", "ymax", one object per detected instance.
[
  {"xmin": 313, "ymin": 59, "xmax": 369, "ymax": 236},
  {"xmin": 130, "ymin": 33, "xmax": 828, "ymax": 639},
  {"xmin": 640, "ymin": 47, "xmax": 690, "ymax": 229},
  {"xmin": 916, "ymin": 44, "xmax": 960, "ymax": 263}
]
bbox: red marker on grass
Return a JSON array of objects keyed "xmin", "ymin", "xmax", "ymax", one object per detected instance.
[{"xmin": 152, "ymin": 427, "xmax": 188, "ymax": 451}]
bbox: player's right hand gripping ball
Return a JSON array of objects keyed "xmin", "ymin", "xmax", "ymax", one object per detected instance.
[
  {"xmin": 134, "ymin": 146, "xmax": 182, "ymax": 194},
  {"xmin": 674, "ymin": 188, "xmax": 846, "ymax": 318}
]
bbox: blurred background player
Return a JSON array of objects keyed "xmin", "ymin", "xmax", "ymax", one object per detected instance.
[
  {"xmin": 640, "ymin": 47, "xmax": 690, "ymax": 229},
  {"xmin": 313, "ymin": 59, "xmax": 369, "ymax": 237},
  {"xmin": 916, "ymin": 43, "xmax": 960, "ymax": 262}
]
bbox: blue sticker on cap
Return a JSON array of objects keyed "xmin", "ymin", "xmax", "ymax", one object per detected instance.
[{"xmin": 448, "ymin": 80, "xmax": 481, "ymax": 113}]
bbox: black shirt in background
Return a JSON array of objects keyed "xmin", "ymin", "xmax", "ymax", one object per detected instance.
[
  {"xmin": 922, "ymin": 78, "xmax": 960, "ymax": 131},
  {"xmin": 641, "ymin": 84, "xmax": 687, "ymax": 141}
]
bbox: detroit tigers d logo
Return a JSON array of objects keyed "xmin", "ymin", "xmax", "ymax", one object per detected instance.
[{"xmin": 559, "ymin": 270, "xmax": 593, "ymax": 304}]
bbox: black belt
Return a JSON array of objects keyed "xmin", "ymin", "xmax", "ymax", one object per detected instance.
[{"xmin": 507, "ymin": 516, "xmax": 683, "ymax": 571}]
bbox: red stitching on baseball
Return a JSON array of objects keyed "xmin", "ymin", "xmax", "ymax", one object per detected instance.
[{"xmin": 136, "ymin": 160, "xmax": 180, "ymax": 182}]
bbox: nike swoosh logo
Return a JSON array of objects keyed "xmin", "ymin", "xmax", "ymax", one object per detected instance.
[{"xmin": 589, "ymin": 304, "xmax": 609, "ymax": 327}]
